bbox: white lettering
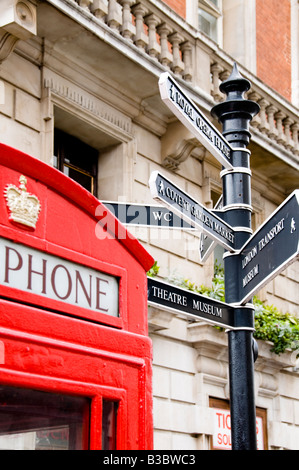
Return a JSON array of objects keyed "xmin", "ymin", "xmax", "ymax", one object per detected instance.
[
  {"xmin": 166, "ymin": 78, "xmax": 231, "ymax": 163},
  {"xmin": 163, "ymin": 212, "xmax": 172, "ymax": 222},
  {"xmin": 213, "ymin": 222, "xmax": 235, "ymax": 244},
  {"xmin": 152, "ymin": 211, "xmax": 163, "ymax": 221},
  {"xmin": 173, "ymin": 91, "xmax": 195, "ymax": 121},
  {"xmin": 241, "ymin": 217, "xmax": 286, "ymax": 275},
  {"xmin": 103, "ymin": 455, "xmax": 138, "ymax": 467},
  {"xmin": 242, "ymin": 245, "xmax": 258, "ymax": 269},
  {"xmin": 152, "ymin": 286, "xmax": 187, "ymax": 306},
  {"xmin": 165, "ymin": 186, "xmax": 190, "ymax": 211},
  {"xmin": 258, "ymin": 218, "xmax": 285, "ymax": 251},
  {"xmin": 157, "ymin": 179, "xmax": 234, "ymax": 245},
  {"xmin": 242, "ymin": 264, "xmax": 259, "ymax": 287},
  {"xmin": 192, "ymin": 299, "xmax": 222, "ymax": 317},
  {"xmin": 151, "ymin": 211, "xmax": 173, "ymax": 223}
]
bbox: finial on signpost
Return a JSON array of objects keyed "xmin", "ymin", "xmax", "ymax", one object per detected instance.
[
  {"xmin": 220, "ymin": 62, "xmax": 251, "ymax": 95},
  {"xmin": 211, "ymin": 62, "xmax": 260, "ymax": 148}
]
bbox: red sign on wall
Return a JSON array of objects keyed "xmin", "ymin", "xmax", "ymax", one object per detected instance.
[{"xmin": 212, "ymin": 408, "xmax": 265, "ymax": 450}]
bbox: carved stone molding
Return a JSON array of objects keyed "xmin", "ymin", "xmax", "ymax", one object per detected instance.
[
  {"xmin": 161, "ymin": 121, "xmax": 203, "ymax": 171},
  {"xmin": 0, "ymin": 1, "xmax": 37, "ymax": 63},
  {"xmin": 0, "ymin": 30, "xmax": 19, "ymax": 64},
  {"xmin": 162, "ymin": 139, "xmax": 198, "ymax": 171},
  {"xmin": 43, "ymin": 70, "xmax": 133, "ymax": 141}
]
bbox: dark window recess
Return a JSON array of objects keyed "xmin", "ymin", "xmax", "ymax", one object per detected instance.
[
  {"xmin": 54, "ymin": 129, "xmax": 98, "ymax": 195},
  {"xmin": 0, "ymin": 386, "xmax": 90, "ymax": 450}
]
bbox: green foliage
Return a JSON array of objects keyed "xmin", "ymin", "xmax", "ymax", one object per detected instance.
[
  {"xmin": 165, "ymin": 261, "xmax": 225, "ymax": 302},
  {"xmin": 254, "ymin": 298, "xmax": 299, "ymax": 355},
  {"xmin": 150, "ymin": 259, "xmax": 299, "ymax": 356},
  {"xmin": 147, "ymin": 260, "xmax": 160, "ymax": 277}
]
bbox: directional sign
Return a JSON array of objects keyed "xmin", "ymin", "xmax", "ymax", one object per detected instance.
[
  {"xmin": 159, "ymin": 72, "xmax": 234, "ymax": 170},
  {"xmin": 147, "ymin": 277, "xmax": 235, "ymax": 329},
  {"xmin": 238, "ymin": 190, "xmax": 299, "ymax": 304},
  {"xmin": 149, "ymin": 171, "xmax": 236, "ymax": 252},
  {"xmin": 101, "ymin": 201, "xmax": 194, "ymax": 229}
]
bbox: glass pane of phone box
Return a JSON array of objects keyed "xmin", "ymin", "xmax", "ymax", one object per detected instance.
[{"xmin": 0, "ymin": 386, "xmax": 90, "ymax": 450}]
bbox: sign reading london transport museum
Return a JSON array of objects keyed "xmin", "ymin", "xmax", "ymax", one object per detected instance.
[
  {"xmin": 147, "ymin": 277, "xmax": 235, "ymax": 329},
  {"xmin": 238, "ymin": 190, "xmax": 299, "ymax": 304},
  {"xmin": 0, "ymin": 237, "xmax": 119, "ymax": 317},
  {"xmin": 149, "ymin": 171, "xmax": 236, "ymax": 251}
]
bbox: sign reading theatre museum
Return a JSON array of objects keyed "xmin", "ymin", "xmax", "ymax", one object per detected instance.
[
  {"xmin": 148, "ymin": 277, "xmax": 235, "ymax": 329},
  {"xmin": 0, "ymin": 237, "xmax": 119, "ymax": 317}
]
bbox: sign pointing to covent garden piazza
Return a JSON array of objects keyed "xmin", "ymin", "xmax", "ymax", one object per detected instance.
[{"xmin": 159, "ymin": 72, "xmax": 234, "ymax": 170}]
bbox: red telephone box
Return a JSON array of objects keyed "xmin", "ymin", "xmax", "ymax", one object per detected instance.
[{"xmin": 0, "ymin": 143, "xmax": 154, "ymax": 450}]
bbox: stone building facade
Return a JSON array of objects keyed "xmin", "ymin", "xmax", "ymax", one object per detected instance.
[{"xmin": 0, "ymin": 0, "xmax": 299, "ymax": 449}]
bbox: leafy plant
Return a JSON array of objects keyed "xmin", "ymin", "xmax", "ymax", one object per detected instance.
[
  {"xmin": 254, "ymin": 298, "xmax": 299, "ymax": 355},
  {"xmin": 147, "ymin": 260, "xmax": 160, "ymax": 277}
]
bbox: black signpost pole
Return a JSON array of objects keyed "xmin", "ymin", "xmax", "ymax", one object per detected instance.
[{"xmin": 211, "ymin": 64, "xmax": 260, "ymax": 450}]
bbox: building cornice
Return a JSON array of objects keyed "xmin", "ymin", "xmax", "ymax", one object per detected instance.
[{"xmin": 19, "ymin": 0, "xmax": 299, "ymax": 191}]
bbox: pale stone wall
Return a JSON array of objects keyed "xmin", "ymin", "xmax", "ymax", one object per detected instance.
[{"xmin": 0, "ymin": 53, "xmax": 41, "ymax": 159}]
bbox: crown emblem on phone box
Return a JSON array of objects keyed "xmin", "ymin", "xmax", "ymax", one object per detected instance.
[{"xmin": 5, "ymin": 175, "xmax": 41, "ymax": 229}]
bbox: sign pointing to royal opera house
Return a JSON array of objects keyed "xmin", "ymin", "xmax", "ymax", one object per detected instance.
[
  {"xmin": 149, "ymin": 171, "xmax": 236, "ymax": 252},
  {"xmin": 159, "ymin": 72, "xmax": 233, "ymax": 170}
]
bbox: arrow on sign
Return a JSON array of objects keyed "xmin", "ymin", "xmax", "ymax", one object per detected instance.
[
  {"xmin": 101, "ymin": 201, "xmax": 195, "ymax": 229},
  {"xmin": 148, "ymin": 277, "xmax": 237, "ymax": 329},
  {"xmin": 149, "ymin": 171, "xmax": 236, "ymax": 252},
  {"xmin": 199, "ymin": 196, "xmax": 223, "ymax": 262},
  {"xmin": 237, "ymin": 190, "xmax": 299, "ymax": 304},
  {"xmin": 159, "ymin": 72, "xmax": 234, "ymax": 170}
]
